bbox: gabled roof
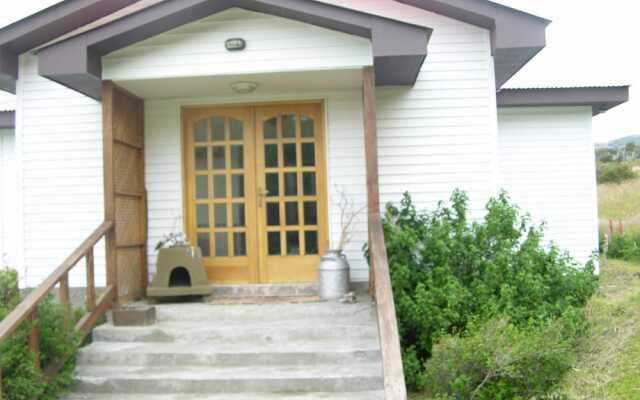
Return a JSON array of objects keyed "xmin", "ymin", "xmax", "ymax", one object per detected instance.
[
  {"xmin": 397, "ymin": 0, "xmax": 551, "ymax": 87},
  {"xmin": 35, "ymin": 0, "xmax": 432, "ymax": 100},
  {"xmin": 0, "ymin": 111, "xmax": 15, "ymax": 129},
  {"xmin": 497, "ymin": 86, "xmax": 630, "ymax": 116},
  {"xmin": 0, "ymin": 0, "xmax": 142, "ymax": 93},
  {"xmin": 0, "ymin": 0, "xmax": 551, "ymax": 98}
]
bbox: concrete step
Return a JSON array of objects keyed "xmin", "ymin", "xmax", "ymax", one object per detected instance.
[
  {"xmin": 69, "ymin": 297, "xmax": 383, "ymax": 397},
  {"xmin": 64, "ymin": 392, "xmax": 385, "ymax": 400},
  {"xmin": 209, "ymin": 283, "xmax": 319, "ymax": 298},
  {"xmin": 92, "ymin": 322, "xmax": 378, "ymax": 344},
  {"xmin": 77, "ymin": 341, "xmax": 382, "ymax": 367},
  {"xmin": 73, "ymin": 363, "xmax": 384, "ymax": 394},
  {"xmin": 151, "ymin": 301, "xmax": 376, "ymax": 324}
]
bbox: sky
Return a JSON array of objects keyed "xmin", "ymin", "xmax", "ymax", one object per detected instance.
[{"xmin": 0, "ymin": 0, "xmax": 637, "ymax": 143}]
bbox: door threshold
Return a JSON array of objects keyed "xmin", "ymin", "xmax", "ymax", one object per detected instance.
[{"xmin": 209, "ymin": 283, "xmax": 319, "ymax": 299}]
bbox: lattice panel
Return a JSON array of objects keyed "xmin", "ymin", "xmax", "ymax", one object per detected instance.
[
  {"xmin": 115, "ymin": 197, "xmax": 143, "ymax": 246},
  {"xmin": 117, "ymin": 248, "xmax": 143, "ymax": 302},
  {"xmin": 114, "ymin": 144, "xmax": 142, "ymax": 194},
  {"xmin": 113, "ymin": 90, "xmax": 143, "ymax": 148}
]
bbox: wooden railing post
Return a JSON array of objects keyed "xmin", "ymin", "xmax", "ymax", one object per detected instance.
[
  {"xmin": 0, "ymin": 222, "xmax": 115, "ymax": 393},
  {"xmin": 27, "ymin": 310, "xmax": 40, "ymax": 371},
  {"xmin": 59, "ymin": 273, "xmax": 71, "ymax": 325},
  {"xmin": 362, "ymin": 66, "xmax": 408, "ymax": 400},
  {"xmin": 85, "ymin": 249, "xmax": 96, "ymax": 312}
]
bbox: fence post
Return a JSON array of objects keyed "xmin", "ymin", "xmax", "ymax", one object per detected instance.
[{"xmin": 28, "ymin": 310, "xmax": 40, "ymax": 371}]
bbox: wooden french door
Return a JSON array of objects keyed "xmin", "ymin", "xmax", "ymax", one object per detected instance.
[{"xmin": 183, "ymin": 103, "xmax": 327, "ymax": 284}]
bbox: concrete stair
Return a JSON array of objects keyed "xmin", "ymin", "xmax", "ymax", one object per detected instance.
[{"xmin": 64, "ymin": 297, "xmax": 384, "ymax": 398}]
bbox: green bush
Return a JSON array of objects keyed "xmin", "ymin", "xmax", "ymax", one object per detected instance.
[
  {"xmin": 597, "ymin": 162, "xmax": 636, "ymax": 184},
  {"xmin": 423, "ymin": 314, "xmax": 584, "ymax": 399},
  {"xmin": 0, "ymin": 268, "xmax": 79, "ymax": 400},
  {"xmin": 376, "ymin": 191, "xmax": 598, "ymax": 393},
  {"xmin": 604, "ymin": 232, "xmax": 640, "ymax": 261}
]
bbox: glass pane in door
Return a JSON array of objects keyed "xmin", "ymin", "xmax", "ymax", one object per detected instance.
[
  {"xmin": 191, "ymin": 114, "xmax": 249, "ymax": 261},
  {"xmin": 262, "ymin": 111, "xmax": 322, "ymax": 257}
]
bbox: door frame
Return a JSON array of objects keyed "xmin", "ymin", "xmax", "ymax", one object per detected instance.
[{"xmin": 180, "ymin": 100, "xmax": 329, "ymax": 284}]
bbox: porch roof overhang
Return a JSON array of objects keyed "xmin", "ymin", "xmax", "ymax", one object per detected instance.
[
  {"xmin": 35, "ymin": 0, "xmax": 432, "ymax": 101},
  {"xmin": 0, "ymin": 0, "xmax": 142, "ymax": 94},
  {"xmin": 0, "ymin": 111, "xmax": 15, "ymax": 129},
  {"xmin": 497, "ymin": 86, "xmax": 631, "ymax": 116},
  {"xmin": 397, "ymin": 0, "xmax": 551, "ymax": 88}
]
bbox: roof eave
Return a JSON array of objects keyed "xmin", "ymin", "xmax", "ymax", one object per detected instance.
[
  {"xmin": 0, "ymin": 111, "xmax": 15, "ymax": 129},
  {"xmin": 0, "ymin": 0, "xmax": 142, "ymax": 94},
  {"xmin": 497, "ymin": 86, "xmax": 631, "ymax": 116},
  {"xmin": 396, "ymin": 0, "xmax": 550, "ymax": 89}
]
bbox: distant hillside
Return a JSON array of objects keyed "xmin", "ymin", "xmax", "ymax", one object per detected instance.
[{"xmin": 609, "ymin": 135, "xmax": 640, "ymax": 148}]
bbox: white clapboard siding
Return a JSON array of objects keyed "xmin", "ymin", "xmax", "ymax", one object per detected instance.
[
  {"xmin": 103, "ymin": 8, "xmax": 372, "ymax": 81},
  {"xmin": 376, "ymin": 9, "xmax": 497, "ymax": 219},
  {"xmin": 498, "ymin": 107, "xmax": 599, "ymax": 265},
  {"xmin": 17, "ymin": 54, "xmax": 105, "ymax": 288},
  {"xmin": 0, "ymin": 129, "xmax": 19, "ymax": 272}
]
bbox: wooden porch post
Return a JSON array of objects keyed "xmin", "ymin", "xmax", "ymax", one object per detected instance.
[
  {"xmin": 102, "ymin": 81, "xmax": 148, "ymax": 304},
  {"xmin": 363, "ymin": 67, "xmax": 379, "ymax": 296},
  {"xmin": 362, "ymin": 66, "xmax": 408, "ymax": 400}
]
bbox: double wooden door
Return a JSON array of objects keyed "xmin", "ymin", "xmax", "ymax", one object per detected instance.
[{"xmin": 183, "ymin": 103, "xmax": 327, "ymax": 284}]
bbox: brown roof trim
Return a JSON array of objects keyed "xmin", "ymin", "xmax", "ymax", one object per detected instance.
[
  {"xmin": 497, "ymin": 86, "xmax": 630, "ymax": 116},
  {"xmin": 0, "ymin": 0, "xmax": 142, "ymax": 94},
  {"xmin": 396, "ymin": 0, "xmax": 550, "ymax": 88},
  {"xmin": 0, "ymin": 111, "xmax": 15, "ymax": 129},
  {"xmin": 37, "ymin": 0, "xmax": 432, "ymax": 100}
]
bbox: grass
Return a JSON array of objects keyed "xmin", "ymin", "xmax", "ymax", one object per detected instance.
[
  {"xmin": 598, "ymin": 176, "xmax": 640, "ymax": 233},
  {"xmin": 559, "ymin": 259, "xmax": 640, "ymax": 399}
]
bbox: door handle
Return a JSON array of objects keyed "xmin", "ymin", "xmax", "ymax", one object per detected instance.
[{"xmin": 257, "ymin": 187, "xmax": 269, "ymax": 207}]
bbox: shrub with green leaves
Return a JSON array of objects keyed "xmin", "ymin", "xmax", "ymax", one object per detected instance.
[
  {"xmin": 604, "ymin": 232, "xmax": 640, "ymax": 261},
  {"xmin": 423, "ymin": 314, "xmax": 584, "ymax": 399},
  {"xmin": 597, "ymin": 162, "xmax": 636, "ymax": 184},
  {"xmin": 376, "ymin": 191, "xmax": 598, "ymax": 392},
  {"xmin": 0, "ymin": 268, "xmax": 79, "ymax": 400}
]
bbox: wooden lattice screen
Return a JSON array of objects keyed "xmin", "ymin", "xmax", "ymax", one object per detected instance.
[{"xmin": 102, "ymin": 81, "xmax": 148, "ymax": 303}]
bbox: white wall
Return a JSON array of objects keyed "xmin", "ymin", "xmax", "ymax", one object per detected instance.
[
  {"xmin": 0, "ymin": 129, "xmax": 19, "ymax": 270},
  {"xmin": 498, "ymin": 107, "xmax": 599, "ymax": 265},
  {"xmin": 103, "ymin": 8, "xmax": 372, "ymax": 81},
  {"xmin": 376, "ymin": 9, "xmax": 498, "ymax": 219},
  {"xmin": 17, "ymin": 54, "xmax": 105, "ymax": 287}
]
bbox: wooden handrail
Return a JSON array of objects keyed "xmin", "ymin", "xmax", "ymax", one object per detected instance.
[
  {"xmin": 362, "ymin": 66, "xmax": 407, "ymax": 399},
  {"xmin": 369, "ymin": 214, "xmax": 407, "ymax": 399},
  {"xmin": 0, "ymin": 221, "xmax": 116, "ymax": 397},
  {"xmin": 0, "ymin": 220, "xmax": 114, "ymax": 343}
]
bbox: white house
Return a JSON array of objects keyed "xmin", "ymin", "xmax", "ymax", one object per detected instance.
[
  {"xmin": 0, "ymin": 0, "xmax": 628, "ymax": 290},
  {"xmin": 0, "ymin": 1, "xmax": 629, "ymax": 398},
  {"xmin": 0, "ymin": 1, "xmax": 626, "ymax": 291}
]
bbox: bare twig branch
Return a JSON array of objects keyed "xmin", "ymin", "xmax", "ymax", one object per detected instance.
[{"xmin": 333, "ymin": 186, "xmax": 366, "ymax": 251}]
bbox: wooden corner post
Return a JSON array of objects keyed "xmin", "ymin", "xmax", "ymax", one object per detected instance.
[
  {"xmin": 102, "ymin": 81, "xmax": 148, "ymax": 304},
  {"xmin": 362, "ymin": 66, "xmax": 408, "ymax": 400}
]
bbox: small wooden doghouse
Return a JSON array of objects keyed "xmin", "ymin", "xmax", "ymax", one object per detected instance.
[{"xmin": 148, "ymin": 246, "xmax": 214, "ymax": 297}]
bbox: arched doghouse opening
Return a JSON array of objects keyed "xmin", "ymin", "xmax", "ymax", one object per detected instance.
[{"xmin": 169, "ymin": 266, "xmax": 192, "ymax": 288}]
